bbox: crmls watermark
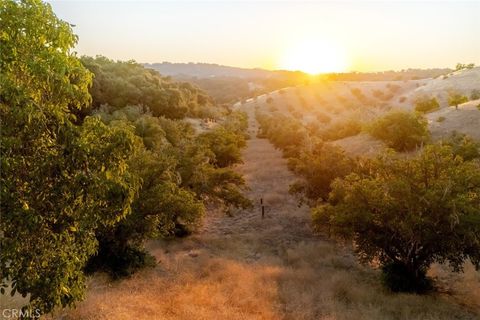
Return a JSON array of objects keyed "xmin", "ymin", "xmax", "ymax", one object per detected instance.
[{"xmin": 2, "ymin": 308, "xmax": 41, "ymax": 319}]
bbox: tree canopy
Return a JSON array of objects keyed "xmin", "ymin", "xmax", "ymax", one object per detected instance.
[
  {"xmin": 368, "ymin": 111, "xmax": 429, "ymax": 151},
  {"xmin": 81, "ymin": 56, "xmax": 216, "ymax": 119},
  {"xmin": 313, "ymin": 145, "xmax": 480, "ymax": 292},
  {"xmin": 1, "ymin": 1, "xmax": 251, "ymax": 315},
  {"xmin": 1, "ymin": 0, "xmax": 140, "ymax": 313}
]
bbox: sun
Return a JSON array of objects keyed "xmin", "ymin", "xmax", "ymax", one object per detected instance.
[{"xmin": 279, "ymin": 40, "xmax": 348, "ymax": 74}]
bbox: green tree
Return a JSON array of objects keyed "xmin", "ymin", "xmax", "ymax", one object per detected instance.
[
  {"xmin": 414, "ymin": 96, "xmax": 440, "ymax": 113},
  {"xmin": 313, "ymin": 145, "xmax": 480, "ymax": 293},
  {"xmin": 289, "ymin": 140, "xmax": 354, "ymax": 203},
  {"xmin": 368, "ymin": 111, "xmax": 429, "ymax": 151},
  {"xmin": 455, "ymin": 63, "xmax": 475, "ymax": 71},
  {"xmin": 448, "ymin": 91, "xmax": 468, "ymax": 110},
  {"xmin": 81, "ymin": 56, "xmax": 215, "ymax": 119},
  {"xmin": 441, "ymin": 132, "xmax": 480, "ymax": 161},
  {"xmin": 1, "ymin": 0, "xmax": 140, "ymax": 313},
  {"xmin": 88, "ymin": 106, "xmax": 251, "ymax": 276}
]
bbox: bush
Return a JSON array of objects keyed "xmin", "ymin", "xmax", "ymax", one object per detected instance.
[
  {"xmin": 448, "ymin": 91, "xmax": 468, "ymax": 109},
  {"xmin": 320, "ymin": 118, "xmax": 362, "ymax": 141},
  {"xmin": 436, "ymin": 116, "xmax": 446, "ymax": 122},
  {"xmin": 470, "ymin": 89, "xmax": 480, "ymax": 100},
  {"xmin": 256, "ymin": 112, "xmax": 307, "ymax": 157},
  {"xmin": 368, "ymin": 111, "xmax": 429, "ymax": 151},
  {"xmin": 289, "ymin": 141, "xmax": 354, "ymax": 202},
  {"xmin": 313, "ymin": 145, "xmax": 480, "ymax": 293},
  {"xmin": 398, "ymin": 96, "xmax": 406, "ymax": 103},
  {"xmin": 441, "ymin": 132, "xmax": 480, "ymax": 161},
  {"xmin": 414, "ymin": 96, "xmax": 440, "ymax": 113},
  {"xmin": 350, "ymin": 88, "xmax": 368, "ymax": 104},
  {"xmin": 386, "ymin": 83, "xmax": 401, "ymax": 94},
  {"xmin": 315, "ymin": 111, "xmax": 331, "ymax": 124}
]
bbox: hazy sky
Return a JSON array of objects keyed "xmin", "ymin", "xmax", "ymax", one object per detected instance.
[{"xmin": 48, "ymin": 1, "xmax": 480, "ymax": 72}]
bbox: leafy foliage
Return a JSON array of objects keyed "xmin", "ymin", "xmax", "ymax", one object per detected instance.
[
  {"xmin": 313, "ymin": 145, "xmax": 480, "ymax": 292},
  {"xmin": 318, "ymin": 118, "xmax": 362, "ymax": 141},
  {"xmin": 368, "ymin": 111, "xmax": 429, "ymax": 151},
  {"xmin": 81, "ymin": 56, "xmax": 216, "ymax": 119},
  {"xmin": 448, "ymin": 91, "xmax": 468, "ymax": 109},
  {"xmin": 1, "ymin": 1, "xmax": 252, "ymax": 314},
  {"xmin": 256, "ymin": 112, "xmax": 307, "ymax": 158},
  {"xmin": 88, "ymin": 106, "xmax": 251, "ymax": 276},
  {"xmin": 414, "ymin": 96, "xmax": 440, "ymax": 113},
  {"xmin": 441, "ymin": 132, "xmax": 480, "ymax": 161},
  {"xmin": 1, "ymin": 0, "xmax": 140, "ymax": 313},
  {"xmin": 256, "ymin": 112, "xmax": 354, "ymax": 203},
  {"xmin": 455, "ymin": 63, "xmax": 475, "ymax": 71},
  {"xmin": 288, "ymin": 140, "xmax": 354, "ymax": 203}
]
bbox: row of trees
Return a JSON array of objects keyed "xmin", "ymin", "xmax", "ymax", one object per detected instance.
[
  {"xmin": 1, "ymin": 0, "xmax": 250, "ymax": 316},
  {"xmin": 81, "ymin": 56, "xmax": 218, "ymax": 119},
  {"xmin": 256, "ymin": 109, "xmax": 480, "ymax": 293}
]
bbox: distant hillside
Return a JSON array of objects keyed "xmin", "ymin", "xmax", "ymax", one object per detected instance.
[
  {"xmin": 144, "ymin": 62, "xmax": 285, "ymax": 79},
  {"xmin": 324, "ymin": 68, "xmax": 452, "ymax": 81},
  {"xmin": 406, "ymin": 66, "xmax": 480, "ymax": 107},
  {"xmin": 144, "ymin": 62, "xmax": 308, "ymax": 104}
]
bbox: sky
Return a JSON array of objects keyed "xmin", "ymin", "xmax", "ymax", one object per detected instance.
[{"xmin": 48, "ymin": 1, "xmax": 480, "ymax": 73}]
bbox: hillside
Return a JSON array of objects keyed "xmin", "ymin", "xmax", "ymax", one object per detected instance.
[
  {"xmin": 427, "ymin": 99, "xmax": 480, "ymax": 140},
  {"xmin": 404, "ymin": 67, "xmax": 480, "ymax": 108},
  {"xmin": 144, "ymin": 62, "xmax": 308, "ymax": 79},
  {"xmin": 244, "ymin": 67, "xmax": 480, "ymax": 156}
]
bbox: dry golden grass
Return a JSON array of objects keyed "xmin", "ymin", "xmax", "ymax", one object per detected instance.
[{"xmin": 51, "ymin": 104, "xmax": 479, "ymax": 319}]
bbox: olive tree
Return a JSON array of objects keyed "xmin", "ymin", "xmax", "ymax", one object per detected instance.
[
  {"xmin": 368, "ymin": 111, "xmax": 429, "ymax": 151},
  {"xmin": 448, "ymin": 91, "xmax": 468, "ymax": 110},
  {"xmin": 313, "ymin": 145, "xmax": 480, "ymax": 292},
  {"xmin": 1, "ymin": 0, "xmax": 140, "ymax": 314}
]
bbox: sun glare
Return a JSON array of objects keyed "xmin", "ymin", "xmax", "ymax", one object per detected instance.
[{"xmin": 280, "ymin": 40, "xmax": 348, "ymax": 74}]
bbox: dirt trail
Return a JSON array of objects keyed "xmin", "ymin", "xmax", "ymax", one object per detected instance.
[{"xmin": 199, "ymin": 104, "xmax": 312, "ymax": 245}]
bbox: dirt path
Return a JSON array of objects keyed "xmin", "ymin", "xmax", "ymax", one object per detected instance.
[
  {"xmin": 199, "ymin": 104, "xmax": 312, "ymax": 247},
  {"xmin": 60, "ymin": 104, "xmax": 479, "ymax": 320}
]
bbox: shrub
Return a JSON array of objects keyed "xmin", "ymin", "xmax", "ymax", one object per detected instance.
[
  {"xmin": 351, "ymin": 88, "xmax": 368, "ymax": 104},
  {"xmin": 441, "ymin": 132, "xmax": 480, "ymax": 161},
  {"xmin": 313, "ymin": 145, "xmax": 480, "ymax": 293},
  {"xmin": 455, "ymin": 63, "xmax": 475, "ymax": 71},
  {"xmin": 470, "ymin": 89, "xmax": 480, "ymax": 100},
  {"xmin": 448, "ymin": 91, "xmax": 468, "ymax": 109},
  {"xmin": 368, "ymin": 111, "xmax": 429, "ymax": 151},
  {"xmin": 289, "ymin": 141, "xmax": 354, "ymax": 202},
  {"xmin": 315, "ymin": 111, "xmax": 331, "ymax": 124},
  {"xmin": 414, "ymin": 96, "xmax": 440, "ymax": 113},
  {"xmin": 319, "ymin": 118, "xmax": 362, "ymax": 141},
  {"xmin": 436, "ymin": 116, "xmax": 446, "ymax": 122},
  {"xmin": 256, "ymin": 112, "xmax": 306, "ymax": 157},
  {"xmin": 398, "ymin": 96, "xmax": 406, "ymax": 103},
  {"xmin": 386, "ymin": 83, "xmax": 401, "ymax": 94}
]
